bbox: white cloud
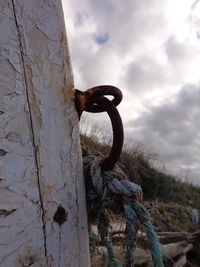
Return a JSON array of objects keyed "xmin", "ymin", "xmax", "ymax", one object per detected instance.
[
  {"xmin": 126, "ymin": 84, "xmax": 200, "ymax": 184},
  {"xmin": 61, "ymin": 0, "xmax": 200, "ymax": 185}
]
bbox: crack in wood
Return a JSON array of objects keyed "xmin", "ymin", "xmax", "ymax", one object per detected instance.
[
  {"xmin": 11, "ymin": 0, "xmax": 47, "ymax": 258},
  {"xmin": 0, "ymin": 209, "xmax": 16, "ymax": 216}
]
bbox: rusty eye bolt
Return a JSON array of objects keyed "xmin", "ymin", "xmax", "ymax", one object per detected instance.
[{"xmin": 75, "ymin": 85, "xmax": 124, "ymax": 171}]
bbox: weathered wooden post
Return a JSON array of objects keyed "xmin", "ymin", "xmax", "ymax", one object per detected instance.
[{"xmin": 0, "ymin": 0, "xmax": 90, "ymax": 266}]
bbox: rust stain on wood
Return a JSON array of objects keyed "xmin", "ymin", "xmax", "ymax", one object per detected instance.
[
  {"xmin": 60, "ymin": 31, "xmax": 68, "ymax": 47},
  {"xmin": 59, "ymin": 31, "xmax": 75, "ymax": 107},
  {"xmin": 25, "ymin": 63, "xmax": 43, "ymax": 127}
]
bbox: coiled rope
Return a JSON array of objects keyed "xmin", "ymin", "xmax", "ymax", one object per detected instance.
[
  {"xmin": 82, "ymin": 146, "xmax": 165, "ymax": 267},
  {"xmin": 76, "ymin": 86, "xmax": 164, "ymax": 266}
]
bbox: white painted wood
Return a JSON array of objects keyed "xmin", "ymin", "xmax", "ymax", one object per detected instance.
[{"xmin": 0, "ymin": 1, "xmax": 90, "ymax": 266}]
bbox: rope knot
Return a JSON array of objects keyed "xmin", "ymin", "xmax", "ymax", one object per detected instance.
[{"xmin": 82, "ymin": 147, "xmax": 164, "ymax": 267}]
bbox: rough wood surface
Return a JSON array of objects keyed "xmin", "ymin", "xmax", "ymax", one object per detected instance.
[{"xmin": 0, "ymin": 1, "xmax": 89, "ymax": 266}]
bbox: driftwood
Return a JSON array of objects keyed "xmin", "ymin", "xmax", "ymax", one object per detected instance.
[
  {"xmin": 134, "ymin": 231, "xmax": 199, "ymax": 247},
  {"xmin": 172, "ymin": 254, "xmax": 187, "ymax": 267},
  {"xmin": 109, "ymin": 230, "xmax": 200, "ymax": 247},
  {"xmin": 91, "ymin": 230, "xmax": 200, "ymax": 266},
  {"xmin": 92, "ymin": 242, "xmax": 193, "ymax": 266}
]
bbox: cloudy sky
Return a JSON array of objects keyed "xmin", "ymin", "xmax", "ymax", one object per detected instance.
[{"xmin": 61, "ymin": 0, "xmax": 200, "ymax": 185}]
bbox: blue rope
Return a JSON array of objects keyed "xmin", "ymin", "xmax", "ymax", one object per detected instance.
[
  {"xmin": 108, "ymin": 258, "xmax": 123, "ymax": 267},
  {"xmin": 131, "ymin": 201, "xmax": 164, "ymax": 267},
  {"xmin": 123, "ymin": 204, "xmax": 138, "ymax": 267},
  {"xmin": 83, "ymin": 151, "xmax": 165, "ymax": 267}
]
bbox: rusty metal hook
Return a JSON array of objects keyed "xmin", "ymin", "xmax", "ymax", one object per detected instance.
[{"xmin": 75, "ymin": 85, "xmax": 124, "ymax": 171}]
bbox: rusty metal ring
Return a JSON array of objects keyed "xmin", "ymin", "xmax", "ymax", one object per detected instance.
[
  {"xmin": 75, "ymin": 85, "xmax": 122, "ymax": 117},
  {"xmin": 84, "ymin": 85, "xmax": 122, "ymax": 113},
  {"xmin": 93, "ymin": 97, "xmax": 124, "ymax": 171},
  {"xmin": 75, "ymin": 85, "xmax": 124, "ymax": 170}
]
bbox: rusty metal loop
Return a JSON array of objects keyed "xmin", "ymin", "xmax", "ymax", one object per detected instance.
[
  {"xmin": 75, "ymin": 85, "xmax": 124, "ymax": 171},
  {"xmin": 84, "ymin": 85, "xmax": 122, "ymax": 113},
  {"xmin": 75, "ymin": 85, "xmax": 122, "ymax": 117},
  {"xmin": 93, "ymin": 97, "xmax": 124, "ymax": 171}
]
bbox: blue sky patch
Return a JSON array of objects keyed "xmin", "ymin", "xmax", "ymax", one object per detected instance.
[{"xmin": 95, "ymin": 33, "xmax": 109, "ymax": 45}]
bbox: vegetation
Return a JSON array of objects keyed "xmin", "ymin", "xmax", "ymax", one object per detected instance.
[
  {"xmin": 81, "ymin": 128, "xmax": 200, "ymax": 266},
  {"xmin": 81, "ymin": 131, "xmax": 200, "ymax": 210}
]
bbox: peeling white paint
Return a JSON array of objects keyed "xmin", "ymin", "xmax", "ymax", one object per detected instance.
[{"xmin": 0, "ymin": 0, "xmax": 89, "ymax": 266}]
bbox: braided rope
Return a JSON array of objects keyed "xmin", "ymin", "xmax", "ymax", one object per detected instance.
[{"xmin": 83, "ymin": 147, "xmax": 164, "ymax": 267}]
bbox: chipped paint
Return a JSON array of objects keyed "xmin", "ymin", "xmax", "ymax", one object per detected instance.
[
  {"xmin": 6, "ymin": 132, "xmax": 23, "ymax": 143},
  {"xmin": 0, "ymin": 149, "xmax": 7, "ymax": 156},
  {"xmin": 0, "ymin": 0, "xmax": 89, "ymax": 266}
]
